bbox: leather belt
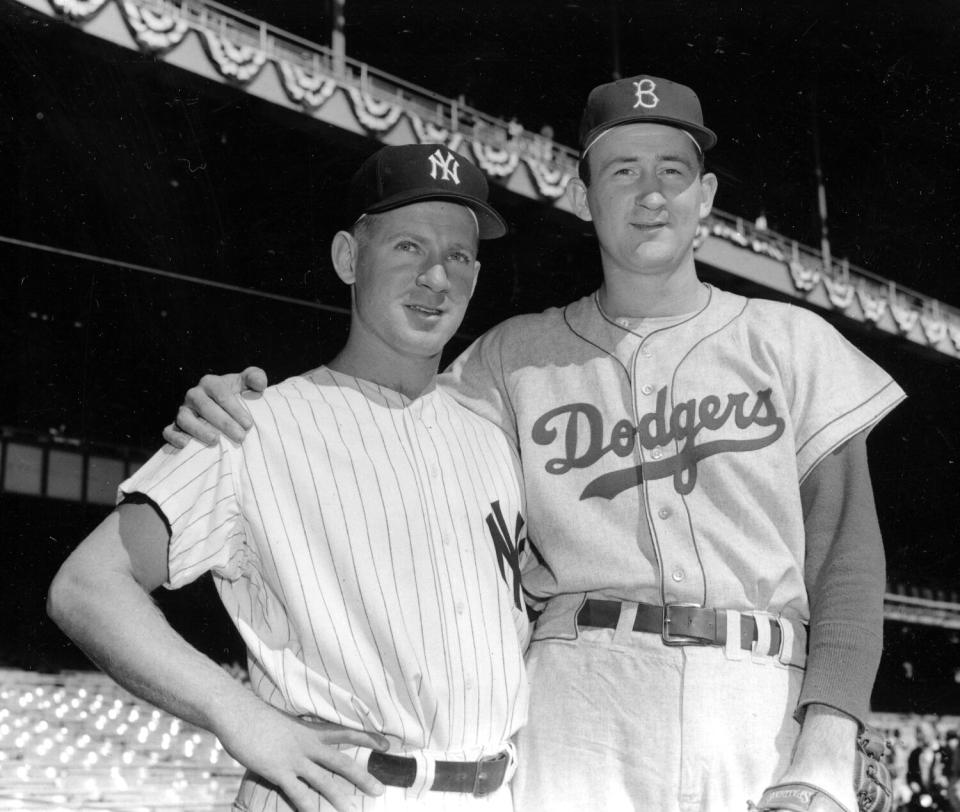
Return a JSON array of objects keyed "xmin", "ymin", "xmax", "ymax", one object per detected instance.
[
  {"xmin": 577, "ymin": 598, "xmax": 788, "ymax": 654},
  {"xmin": 367, "ymin": 750, "xmax": 510, "ymax": 796}
]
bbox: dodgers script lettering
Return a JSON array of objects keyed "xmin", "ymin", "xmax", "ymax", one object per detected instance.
[{"xmin": 530, "ymin": 386, "xmax": 785, "ymax": 499}]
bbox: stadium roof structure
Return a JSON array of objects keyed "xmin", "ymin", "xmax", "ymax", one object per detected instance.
[{"xmin": 8, "ymin": 0, "xmax": 960, "ymax": 361}]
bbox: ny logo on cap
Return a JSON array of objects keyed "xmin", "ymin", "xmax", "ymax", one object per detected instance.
[
  {"xmin": 428, "ymin": 149, "xmax": 461, "ymax": 184},
  {"xmin": 633, "ymin": 78, "xmax": 659, "ymax": 110}
]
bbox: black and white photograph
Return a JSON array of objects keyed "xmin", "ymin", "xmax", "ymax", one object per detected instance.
[{"xmin": 1, "ymin": 1, "xmax": 959, "ymax": 810}]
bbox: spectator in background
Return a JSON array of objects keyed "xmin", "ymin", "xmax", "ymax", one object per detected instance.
[
  {"xmin": 907, "ymin": 722, "xmax": 945, "ymax": 809},
  {"xmin": 943, "ymin": 730, "xmax": 960, "ymax": 812}
]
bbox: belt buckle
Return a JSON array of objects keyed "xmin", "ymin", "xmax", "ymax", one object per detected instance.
[
  {"xmin": 661, "ymin": 602, "xmax": 710, "ymax": 647},
  {"xmin": 472, "ymin": 751, "xmax": 508, "ymax": 797}
]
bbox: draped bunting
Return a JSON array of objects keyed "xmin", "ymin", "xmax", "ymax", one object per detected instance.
[
  {"xmin": 788, "ymin": 260, "xmax": 820, "ymax": 292},
  {"xmin": 948, "ymin": 324, "xmax": 960, "ymax": 352},
  {"xmin": 822, "ymin": 274, "xmax": 856, "ymax": 310},
  {"xmin": 198, "ymin": 29, "xmax": 267, "ymax": 83},
  {"xmin": 121, "ymin": 1, "xmax": 189, "ymax": 51},
  {"xmin": 857, "ymin": 287, "xmax": 888, "ymax": 324},
  {"xmin": 522, "ymin": 158, "xmax": 572, "ymax": 199},
  {"xmin": 890, "ymin": 295, "xmax": 920, "ymax": 334},
  {"xmin": 709, "ymin": 220, "xmax": 749, "ymax": 247},
  {"xmin": 408, "ymin": 113, "xmax": 465, "ymax": 151},
  {"xmin": 471, "ymin": 141, "xmax": 521, "ymax": 178},
  {"xmin": 920, "ymin": 311, "xmax": 947, "ymax": 346},
  {"xmin": 48, "ymin": 0, "xmax": 109, "ymax": 20},
  {"xmin": 344, "ymin": 87, "xmax": 403, "ymax": 132},
  {"xmin": 277, "ymin": 62, "xmax": 337, "ymax": 109},
  {"xmin": 750, "ymin": 238, "xmax": 785, "ymax": 263}
]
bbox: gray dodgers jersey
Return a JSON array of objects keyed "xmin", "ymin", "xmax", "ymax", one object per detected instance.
[{"xmin": 442, "ymin": 286, "xmax": 905, "ymax": 627}]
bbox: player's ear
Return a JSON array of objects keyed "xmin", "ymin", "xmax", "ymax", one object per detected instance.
[
  {"xmin": 331, "ymin": 231, "xmax": 358, "ymax": 285},
  {"xmin": 567, "ymin": 177, "xmax": 593, "ymax": 223},
  {"xmin": 469, "ymin": 261, "xmax": 481, "ymax": 297},
  {"xmin": 698, "ymin": 172, "xmax": 718, "ymax": 219}
]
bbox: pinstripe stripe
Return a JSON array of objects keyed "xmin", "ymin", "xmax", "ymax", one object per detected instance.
[
  {"xmin": 379, "ymin": 392, "xmax": 446, "ymax": 744},
  {"xmin": 426, "ymin": 402, "xmax": 493, "ymax": 746},
  {"xmin": 400, "ymin": 403, "xmax": 463, "ymax": 742}
]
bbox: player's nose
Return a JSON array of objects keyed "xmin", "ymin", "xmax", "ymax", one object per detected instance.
[
  {"xmin": 634, "ymin": 179, "xmax": 667, "ymax": 208},
  {"xmin": 417, "ymin": 260, "xmax": 451, "ymax": 293}
]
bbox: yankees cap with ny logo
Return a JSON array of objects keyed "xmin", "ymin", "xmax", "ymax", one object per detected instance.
[
  {"xmin": 579, "ymin": 75, "xmax": 718, "ymax": 157},
  {"xmin": 347, "ymin": 143, "xmax": 507, "ymax": 239}
]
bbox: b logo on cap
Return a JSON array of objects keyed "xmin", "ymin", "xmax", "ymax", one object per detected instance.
[
  {"xmin": 428, "ymin": 149, "xmax": 461, "ymax": 184},
  {"xmin": 633, "ymin": 78, "xmax": 659, "ymax": 110}
]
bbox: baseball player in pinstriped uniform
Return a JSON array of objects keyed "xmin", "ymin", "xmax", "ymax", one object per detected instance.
[
  {"xmin": 167, "ymin": 77, "xmax": 903, "ymax": 811},
  {"xmin": 48, "ymin": 144, "xmax": 531, "ymax": 812}
]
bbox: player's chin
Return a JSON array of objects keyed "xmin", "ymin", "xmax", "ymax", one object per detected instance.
[{"xmin": 398, "ymin": 323, "xmax": 459, "ymax": 357}]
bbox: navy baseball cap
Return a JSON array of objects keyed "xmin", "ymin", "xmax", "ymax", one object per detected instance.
[
  {"xmin": 347, "ymin": 144, "xmax": 507, "ymax": 239},
  {"xmin": 579, "ymin": 75, "xmax": 717, "ymax": 157}
]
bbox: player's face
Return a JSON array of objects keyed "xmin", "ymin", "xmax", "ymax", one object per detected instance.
[
  {"xmin": 348, "ymin": 201, "xmax": 480, "ymax": 361},
  {"xmin": 574, "ymin": 123, "xmax": 717, "ymax": 279}
]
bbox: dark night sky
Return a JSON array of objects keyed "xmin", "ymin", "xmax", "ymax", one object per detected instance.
[{"xmin": 229, "ymin": 0, "xmax": 960, "ymax": 307}]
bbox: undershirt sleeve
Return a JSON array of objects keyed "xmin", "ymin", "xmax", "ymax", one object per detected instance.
[{"xmin": 796, "ymin": 430, "xmax": 885, "ymax": 727}]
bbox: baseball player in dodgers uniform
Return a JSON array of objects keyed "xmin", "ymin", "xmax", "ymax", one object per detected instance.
[
  {"xmin": 167, "ymin": 77, "xmax": 904, "ymax": 811},
  {"xmin": 48, "ymin": 144, "xmax": 531, "ymax": 812}
]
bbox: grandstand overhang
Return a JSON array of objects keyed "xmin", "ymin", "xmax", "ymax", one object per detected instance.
[{"xmin": 10, "ymin": 0, "xmax": 960, "ymax": 359}]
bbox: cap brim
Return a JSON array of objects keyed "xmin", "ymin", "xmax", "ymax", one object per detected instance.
[
  {"xmin": 582, "ymin": 116, "xmax": 717, "ymax": 154},
  {"xmin": 364, "ymin": 190, "xmax": 507, "ymax": 239}
]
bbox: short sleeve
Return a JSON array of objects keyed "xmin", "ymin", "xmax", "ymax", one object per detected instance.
[
  {"xmin": 784, "ymin": 308, "xmax": 905, "ymax": 481},
  {"xmin": 119, "ymin": 440, "xmax": 246, "ymax": 588},
  {"xmin": 441, "ymin": 324, "xmax": 520, "ymax": 445}
]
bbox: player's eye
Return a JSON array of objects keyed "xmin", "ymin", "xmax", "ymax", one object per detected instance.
[
  {"xmin": 395, "ymin": 240, "xmax": 420, "ymax": 252},
  {"xmin": 449, "ymin": 251, "xmax": 474, "ymax": 264}
]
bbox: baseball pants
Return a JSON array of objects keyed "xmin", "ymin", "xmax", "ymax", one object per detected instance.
[{"xmin": 512, "ymin": 625, "xmax": 804, "ymax": 812}]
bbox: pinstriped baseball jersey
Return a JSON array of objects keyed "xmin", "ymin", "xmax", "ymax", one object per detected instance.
[
  {"xmin": 119, "ymin": 368, "xmax": 529, "ymax": 810},
  {"xmin": 443, "ymin": 285, "xmax": 905, "ymax": 622}
]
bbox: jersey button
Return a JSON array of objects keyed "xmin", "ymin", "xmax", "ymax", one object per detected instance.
[
  {"xmin": 616, "ymin": 317, "xmax": 630, "ymax": 327},
  {"xmin": 640, "ymin": 384, "xmax": 654, "ymax": 395},
  {"xmin": 640, "ymin": 347, "xmax": 652, "ymax": 358},
  {"xmin": 658, "ymin": 507, "xmax": 671, "ymax": 519},
  {"xmin": 671, "ymin": 568, "xmax": 685, "ymax": 582},
  {"xmin": 650, "ymin": 448, "xmax": 663, "ymax": 460},
  {"xmin": 455, "ymin": 602, "xmax": 465, "ymax": 615}
]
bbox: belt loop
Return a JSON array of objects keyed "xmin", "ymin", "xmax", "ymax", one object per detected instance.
[
  {"xmin": 406, "ymin": 751, "xmax": 434, "ymax": 800},
  {"xmin": 614, "ymin": 601, "xmax": 639, "ymax": 645},
  {"xmin": 503, "ymin": 741, "xmax": 518, "ymax": 785},
  {"xmin": 750, "ymin": 612, "xmax": 772, "ymax": 662},
  {"xmin": 777, "ymin": 616, "xmax": 807, "ymax": 669},
  {"xmin": 723, "ymin": 609, "xmax": 746, "ymax": 661}
]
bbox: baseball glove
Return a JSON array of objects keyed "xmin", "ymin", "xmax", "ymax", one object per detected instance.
[{"xmin": 747, "ymin": 727, "xmax": 893, "ymax": 812}]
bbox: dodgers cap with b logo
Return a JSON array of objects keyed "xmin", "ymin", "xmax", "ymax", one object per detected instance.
[
  {"xmin": 579, "ymin": 75, "xmax": 717, "ymax": 157},
  {"xmin": 347, "ymin": 144, "xmax": 507, "ymax": 239}
]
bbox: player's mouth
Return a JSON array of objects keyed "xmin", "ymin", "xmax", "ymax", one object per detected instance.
[{"xmin": 405, "ymin": 303, "xmax": 443, "ymax": 317}]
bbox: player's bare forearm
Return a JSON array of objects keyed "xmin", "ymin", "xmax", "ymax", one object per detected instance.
[
  {"xmin": 771, "ymin": 704, "xmax": 859, "ymax": 809},
  {"xmin": 162, "ymin": 366, "xmax": 269, "ymax": 448},
  {"xmin": 48, "ymin": 508, "xmax": 387, "ymax": 812}
]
